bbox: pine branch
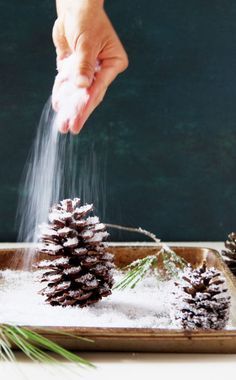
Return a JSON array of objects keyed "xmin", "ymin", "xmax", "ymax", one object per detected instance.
[
  {"xmin": 105, "ymin": 223, "xmax": 160, "ymax": 243},
  {"xmin": 114, "ymin": 255, "xmax": 158, "ymax": 290},
  {"xmin": 106, "ymin": 223, "xmax": 185, "ymax": 257},
  {"xmin": 106, "ymin": 223, "xmax": 187, "ymax": 289},
  {"xmin": 0, "ymin": 324, "xmax": 95, "ymax": 367},
  {"xmin": 114, "ymin": 249, "xmax": 187, "ymax": 290}
]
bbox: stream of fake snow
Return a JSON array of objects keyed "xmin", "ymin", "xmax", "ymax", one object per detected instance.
[{"xmin": 16, "ymin": 55, "xmax": 92, "ymax": 269}]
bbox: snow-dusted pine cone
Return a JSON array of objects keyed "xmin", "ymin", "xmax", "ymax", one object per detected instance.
[
  {"xmin": 222, "ymin": 232, "xmax": 236, "ymax": 275},
  {"xmin": 173, "ymin": 261, "xmax": 231, "ymax": 329},
  {"xmin": 37, "ymin": 198, "xmax": 114, "ymax": 307}
]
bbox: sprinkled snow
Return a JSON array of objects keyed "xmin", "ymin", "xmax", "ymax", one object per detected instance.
[
  {"xmin": 0, "ymin": 269, "xmax": 179, "ymax": 328},
  {"xmin": 0, "ymin": 270, "xmax": 234, "ymax": 329}
]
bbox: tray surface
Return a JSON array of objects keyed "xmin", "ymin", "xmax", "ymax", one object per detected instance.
[{"xmin": 0, "ymin": 245, "xmax": 236, "ymax": 353}]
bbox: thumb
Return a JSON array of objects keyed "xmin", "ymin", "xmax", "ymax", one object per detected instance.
[
  {"xmin": 74, "ymin": 36, "xmax": 97, "ymax": 88},
  {"xmin": 52, "ymin": 18, "xmax": 71, "ymax": 59}
]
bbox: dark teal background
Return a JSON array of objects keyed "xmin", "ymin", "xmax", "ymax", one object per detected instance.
[{"xmin": 0, "ymin": 0, "xmax": 236, "ymax": 241}]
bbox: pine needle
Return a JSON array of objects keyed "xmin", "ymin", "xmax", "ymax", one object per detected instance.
[
  {"xmin": 107, "ymin": 223, "xmax": 187, "ymax": 290},
  {"xmin": 114, "ymin": 256, "xmax": 158, "ymax": 290},
  {"xmin": 0, "ymin": 324, "xmax": 94, "ymax": 368},
  {"xmin": 114, "ymin": 248, "xmax": 187, "ymax": 290},
  {"xmin": 0, "ymin": 330, "xmax": 15, "ymax": 362}
]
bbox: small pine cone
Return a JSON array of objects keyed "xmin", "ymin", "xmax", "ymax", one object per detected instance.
[
  {"xmin": 222, "ymin": 232, "xmax": 236, "ymax": 275},
  {"xmin": 173, "ymin": 261, "xmax": 231, "ymax": 329},
  {"xmin": 37, "ymin": 198, "xmax": 114, "ymax": 307}
]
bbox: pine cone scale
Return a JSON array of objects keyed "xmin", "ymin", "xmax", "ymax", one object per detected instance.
[
  {"xmin": 37, "ymin": 198, "xmax": 114, "ymax": 308},
  {"xmin": 222, "ymin": 232, "xmax": 236, "ymax": 275},
  {"xmin": 173, "ymin": 261, "xmax": 231, "ymax": 329}
]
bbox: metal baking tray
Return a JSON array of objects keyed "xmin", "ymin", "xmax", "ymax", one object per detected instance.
[{"xmin": 0, "ymin": 245, "xmax": 236, "ymax": 353}]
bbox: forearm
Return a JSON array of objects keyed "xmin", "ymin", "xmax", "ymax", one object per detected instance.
[{"xmin": 56, "ymin": 0, "xmax": 104, "ymax": 16}]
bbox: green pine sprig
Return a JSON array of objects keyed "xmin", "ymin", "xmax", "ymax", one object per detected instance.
[
  {"xmin": 106, "ymin": 224, "xmax": 187, "ymax": 290},
  {"xmin": 0, "ymin": 324, "xmax": 95, "ymax": 368},
  {"xmin": 114, "ymin": 255, "xmax": 158, "ymax": 290},
  {"xmin": 114, "ymin": 248, "xmax": 187, "ymax": 290}
]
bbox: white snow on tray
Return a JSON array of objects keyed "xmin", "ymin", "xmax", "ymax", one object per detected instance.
[
  {"xmin": 0, "ymin": 270, "xmax": 179, "ymax": 328},
  {"xmin": 0, "ymin": 270, "xmax": 234, "ymax": 329}
]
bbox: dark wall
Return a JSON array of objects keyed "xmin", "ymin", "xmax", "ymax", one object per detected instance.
[{"xmin": 0, "ymin": 0, "xmax": 236, "ymax": 242}]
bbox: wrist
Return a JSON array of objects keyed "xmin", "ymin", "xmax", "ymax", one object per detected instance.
[{"xmin": 56, "ymin": 0, "xmax": 104, "ymax": 16}]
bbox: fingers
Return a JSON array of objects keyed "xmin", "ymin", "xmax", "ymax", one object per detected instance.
[
  {"xmin": 70, "ymin": 60, "xmax": 121, "ymax": 134},
  {"xmin": 52, "ymin": 18, "xmax": 71, "ymax": 59},
  {"xmin": 74, "ymin": 35, "xmax": 98, "ymax": 88},
  {"xmin": 59, "ymin": 119, "xmax": 70, "ymax": 134}
]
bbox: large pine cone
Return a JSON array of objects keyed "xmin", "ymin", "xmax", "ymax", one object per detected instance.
[
  {"xmin": 222, "ymin": 232, "xmax": 236, "ymax": 275},
  {"xmin": 173, "ymin": 261, "xmax": 231, "ymax": 329},
  {"xmin": 37, "ymin": 198, "xmax": 114, "ymax": 307}
]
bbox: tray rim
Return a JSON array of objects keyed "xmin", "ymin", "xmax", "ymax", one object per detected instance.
[
  {"xmin": 26, "ymin": 326, "xmax": 236, "ymax": 338},
  {"xmin": 1, "ymin": 243, "xmax": 235, "ymax": 287}
]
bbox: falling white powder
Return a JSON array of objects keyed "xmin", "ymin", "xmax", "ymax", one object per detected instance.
[
  {"xmin": 0, "ymin": 270, "xmax": 179, "ymax": 328},
  {"xmin": 16, "ymin": 54, "xmax": 91, "ymax": 270},
  {"xmin": 16, "ymin": 100, "xmax": 80, "ymax": 269}
]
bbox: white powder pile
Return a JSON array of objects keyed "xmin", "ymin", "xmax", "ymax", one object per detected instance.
[{"xmin": 0, "ymin": 270, "xmax": 178, "ymax": 329}]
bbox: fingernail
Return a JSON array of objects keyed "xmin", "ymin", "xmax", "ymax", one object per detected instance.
[{"xmin": 76, "ymin": 75, "xmax": 91, "ymax": 88}]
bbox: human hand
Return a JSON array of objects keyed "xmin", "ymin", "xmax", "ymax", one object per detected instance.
[{"xmin": 52, "ymin": 0, "xmax": 128, "ymax": 134}]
